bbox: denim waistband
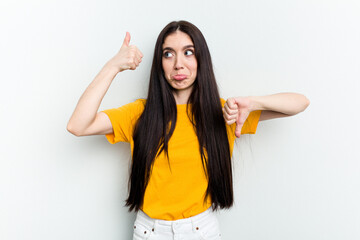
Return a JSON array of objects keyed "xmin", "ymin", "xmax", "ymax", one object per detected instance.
[{"xmin": 135, "ymin": 207, "xmax": 214, "ymax": 234}]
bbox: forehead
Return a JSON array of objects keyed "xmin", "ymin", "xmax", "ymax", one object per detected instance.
[{"xmin": 162, "ymin": 31, "xmax": 194, "ymax": 49}]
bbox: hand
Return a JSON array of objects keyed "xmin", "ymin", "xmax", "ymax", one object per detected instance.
[
  {"xmin": 223, "ymin": 97, "xmax": 252, "ymax": 138},
  {"xmin": 107, "ymin": 32, "xmax": 144, "ymax": 72}
]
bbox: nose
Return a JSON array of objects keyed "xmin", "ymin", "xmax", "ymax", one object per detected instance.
[{"xmin": 174, "ymin": 55, "xmax": 184, "ymax": 70}]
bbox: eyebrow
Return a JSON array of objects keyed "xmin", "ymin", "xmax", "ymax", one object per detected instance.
[{"xmin": 162, "ymin": 45, "xmax": 195, "ymax": 51}]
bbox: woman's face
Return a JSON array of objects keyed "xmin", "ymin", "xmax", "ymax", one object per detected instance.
[{"xmin": 162, "ymin": 31, "xmax": 198, "ymax": 97}]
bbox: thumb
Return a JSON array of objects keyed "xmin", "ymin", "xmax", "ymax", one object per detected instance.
[
  {"xmin": 235, "ymin": 119, "xmax": 243, "ymax": 138},
  {"xmin": 226, "ymin": 98, "xmax": 241, "ymax": 137},
  {"xmin": 122, "ymin": 32, "xmax": 131, "ymax": 46},
  {"xmin": 233, "ymin": 99, "xmax": 243, "ymax": 138}
]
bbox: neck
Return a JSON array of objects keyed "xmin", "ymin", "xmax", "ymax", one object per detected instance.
[{"xmin": 172, "ymin": 88, "xmax": 193, "ymax": 105}]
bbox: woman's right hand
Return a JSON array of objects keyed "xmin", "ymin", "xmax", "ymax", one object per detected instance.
[
  {"xmin": 67, "ymin": 32, "xmax": 144, "ymax": 137},
  {"xmin": 107, "ymin": 32, "xmax": 144, "ymax": 73}
]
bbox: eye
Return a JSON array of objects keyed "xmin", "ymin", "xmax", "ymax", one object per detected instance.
[
  {"xmin": 184, "ymin": 50, "xmax": 194, "ymax": 56},
  {"xmin": 163, "ymin": 51, "xmax": 174, "ymax": 58}
]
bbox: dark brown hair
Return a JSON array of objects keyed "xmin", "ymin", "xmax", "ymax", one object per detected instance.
[{"xmin": 126, "ymin": 20, "xmax": 233, "ymax": 211}]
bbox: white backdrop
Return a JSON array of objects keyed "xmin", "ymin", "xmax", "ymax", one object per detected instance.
[{"xmin": 1, "ymin": 0, "xmax": 359, "ymax": 239}]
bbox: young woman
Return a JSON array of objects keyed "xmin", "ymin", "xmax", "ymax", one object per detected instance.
[{"xmin": 67, "ymin": 21, "xmax": 310, "ymax": 240}]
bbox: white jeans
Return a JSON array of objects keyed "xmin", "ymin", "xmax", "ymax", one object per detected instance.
[{"xmin": 132, "ymin": 208, "xmax": 222, "ymax": 240}]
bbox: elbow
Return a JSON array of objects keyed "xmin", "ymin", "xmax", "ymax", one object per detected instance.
[
  {"xmin": 294, "ymin": 95, "xmax": 310, "ymax": 115},
  {"xmin": 66, "ymin": 123, "xmax": 84, "ymax": 137},
  {"xmin": 302, "ymin": 95, "xmax": 310, "ymax": 112},
  {"xmin": 286, "ymin": 94, "xmax": 310, "ymax": 116}
]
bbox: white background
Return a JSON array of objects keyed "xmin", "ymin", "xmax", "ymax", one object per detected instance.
[{"xmin": 1, "ymin": 0, "xmax": 359, "ymax": 239}]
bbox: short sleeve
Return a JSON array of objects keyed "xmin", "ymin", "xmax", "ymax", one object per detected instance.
[
  {"xmin": 240, "ymin": 110, "xmax": 261, "ymax": 134},
  {"xmin": 225, "ymin": 110, "xmax": 262, "ymax": 142},
  {"xmin": 101, "ymin": 99, "xmax": 145, "ymax": 144}
]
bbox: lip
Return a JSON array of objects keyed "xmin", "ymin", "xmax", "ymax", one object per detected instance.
[{"xmin": 172, "ymin": 74, "xmax": 187, "ymax": 81}]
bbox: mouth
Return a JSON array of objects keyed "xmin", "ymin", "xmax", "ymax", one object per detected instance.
[{"xmin": 172, "ymin": 74, "xmax": 187, "ymax": 81}]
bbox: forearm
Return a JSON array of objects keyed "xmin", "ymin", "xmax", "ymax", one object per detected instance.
[
  {"xmin": 67, "ymin": 64, "xmax": 118, "ymax": 134},
  {"xmin": 248, "ymin": 92, "xmax": 310, "ymax": 115}
]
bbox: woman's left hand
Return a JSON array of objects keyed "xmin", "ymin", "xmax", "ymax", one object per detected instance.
[{"xmin": 223, "ymin": 97, "xmax": 252, "ymax": 138}]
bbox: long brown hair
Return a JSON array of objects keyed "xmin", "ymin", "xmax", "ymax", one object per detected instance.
[{"xmin": 126, "ymin": 21, "xmax": 233, "ymax": 211}]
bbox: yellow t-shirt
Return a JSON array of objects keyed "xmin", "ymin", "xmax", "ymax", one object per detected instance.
[{"xmin": 102, "ymin": 99, "xmax": 261, "ymax": 220}]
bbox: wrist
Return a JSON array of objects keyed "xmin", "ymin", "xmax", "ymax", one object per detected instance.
[
  {"xmin": 102, "ymin": 62, "xmax": 121, "ymax": 75},
  {"xmin": 247, "ymin": 96, "xmax": 264, "ymax": 112}
]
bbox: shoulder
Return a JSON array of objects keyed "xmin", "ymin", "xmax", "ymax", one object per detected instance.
[
  {"xmin": 102, "ymin": 98, "xmax": 146, "ymax": 120},
  {"xmin": 126, "ymin": 98, "xmax": 146, "ymax": 107},
  {"xmin": 117, "ymin": 98, "xmax": 146, "ymax": 112},
  {"xmin": 129, "ymin": 98, "xmax": 146, "ymax": 110}
]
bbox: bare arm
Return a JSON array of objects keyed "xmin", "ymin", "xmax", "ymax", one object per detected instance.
[
  {"xmin": 248, "ymin": 93, "xmax": 310, "ymax": 118},
  {"xmin": 67, "ymin": 32, "xmax": 143, "ymax": 136},
  {"xmin": 223, "ymin": 93, "xmax": 310, "ymax": 137}
]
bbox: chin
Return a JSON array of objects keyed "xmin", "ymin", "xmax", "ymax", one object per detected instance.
[{"xmin": 172, "ymin": 82, "xmax": 195, "ymax": 92}]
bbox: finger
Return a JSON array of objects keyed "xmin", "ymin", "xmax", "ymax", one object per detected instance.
[
  {"xmin": 137, "ymin": 56, "xmax": 142, "ymax": 63},
  {"xmin": 129, "ymin": 63, "xmax": 136, "ymax": 70},
  {"xmin": 226, "ymin": 119, "xmax": 237, "ymax": 125},
  {"xmin": 128, "ymin": 46, "xmax": 142, "ymax": 61},
  {"xmin": 235, "ymin": 123, "xmax": 243, "ymax": 138},
  {"xmin": 237, "ymin": 110, "xmax": 249, "ymax": 126},
  {"xmin": 226, "ymin": 98, "xmax": 238, "ymax": 110},
  {"xmin": 135, "ymin": 57, "xmax": 141, "ymax": 64},
  {"xmin": 123, "ymin": 32, "xmax": 131, "ymax": 47},
  {"xmin": 137, "ymin": 49, "xmax": 144, "ymax": 58},
  {"xmin": 235, "ymin": 115, "xmax": 245, "ymax": 137},
  {"xmin": 135, "ymin": 52, "xmax": 143, "ymax": 63},
  {"xmin": 224, "ymin": 102, "xmax": 238, "ymax": 115},
  {"xmin": 134, "ymin": 58, "xmax": 140, "ymax": 66},
  {"xmin": 130, "ymin": 58, "xmax": 139, "ymax": 68},
  {"xmin": 235, "ymin": 110, "xmax": 249, "ymax": 137},
  {"xmin": 223, "ymin": 110, "xmax": 237, "ymax": 121},
  {"xmin": 133, "ymin": 58, "xmax": 141, "ymax": 68}
]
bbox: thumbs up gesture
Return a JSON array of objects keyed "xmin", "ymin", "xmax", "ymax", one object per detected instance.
[
  {"xmin": 108, "ymin": 32, "xmax": 144, "ymax": 73},
  {"xmin": 223, "ymin": 97, "xmax": 252, "ymax": 138}
]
